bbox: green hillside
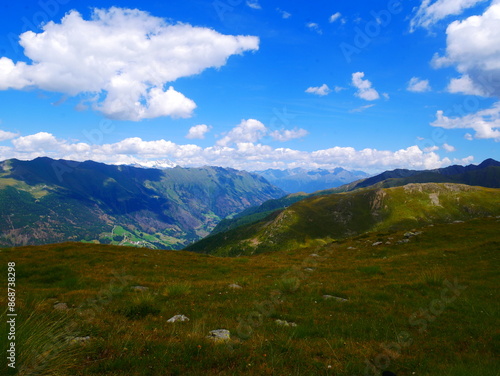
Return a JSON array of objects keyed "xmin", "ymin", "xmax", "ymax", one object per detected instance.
[
  {"xmin": 0, "ymin": 158, "xmax": 284, "ymax": 249},
  {"xmin": 210, "ymin": 159, "xmax": 500, "ymax": 236},
  {"xmin": 1, "ymin": 217, "xmax": 498, "ymax": 375},
  {"xmin": 187, "ymin": 183, "xmax": 500, "ymax": 256}
]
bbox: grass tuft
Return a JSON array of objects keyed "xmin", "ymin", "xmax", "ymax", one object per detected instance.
[
  {"xmin": 119, "ymin": 292, "xmax": 161, "ymax": 320},
  {"xmin": 276, "ymin": 277, "xmax": 301, "ymax": 293},
  {"xmin": 420, "ymin": 270, "xmax": 445, "ymax": 286},
  {"xmin": 163, "ymin": 282, "xmax": 192, "ymax": 298}
]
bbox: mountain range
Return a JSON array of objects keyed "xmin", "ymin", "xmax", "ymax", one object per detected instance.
[
  {"xmin": 1, "ymin": 157, "xmax": 499, "ymax": 252},
  {"xmin": 0, "ymin": 157, "xmax": 284, "ymax": 248},
  {"xmin": 209, "ymin": 158, "xmax": 500, "ymax": 237},
  {"xmin": 253, "ymin": 167, "xmax": 369, "ymax": 193}
]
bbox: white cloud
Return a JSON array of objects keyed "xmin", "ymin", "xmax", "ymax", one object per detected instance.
[
  {"xmin": 442, "ymin": 143, "xmax": 456, "ymax": 152},
  {"xmin": 306, "ymin": 22, "xmax": 323, "ymax": 34},
  {"xmin": 270, "ymin": 128, "xmax": 308, "ymax": 142},
  {"xmin": 407, "ymin": 77, "xmax": 432, "ymax": 92},
  {"xmin": 0, "ymin": 7, "xmax": 259, "ymax": 121},
  {"xmin": 446, "ymin": 75, "xmax": 488, "ymax": 95},
  {"xmin": 350, "ymin": 104, "xmax": 375, "ymax": 113},
  {"xmin": 305, "ymin": 84, "xmax": 331, "ymax": 96},
  {"xmin": 12, "ymin": 132, "xmax": 61, "ymax": 151},
  {"xmin": 216, "ymin": 119, "xmax": 267, "ymax": 146},
  {"xmin": 1, "ymin": 133, "xmax": 455, "ymax": 172},
  {"xmin": 454, "ymin": 155, "xmax": 474, "ymax": 164},
  {"xmin": 410, "ymin": 0, "xmax": 488, "ymax": 31},
  {"xmin": 186, "ymin": 124, "xmax": 212, "ymax": 140},
  {"xmin": 277, "ymin": 8, "xmax": 291, "ymax": 19},
  {"xmin": 0, "ymin": 130, "xmax": 18, "ymax": 142},
  {"xmin": 352, "ymin": 72, "xmax": 380, "ymax": 101},
  {"xmin": 431, "ymin": 101, "xmax": 500, "ymax": 141},
  {"xmin": 246, "ymin": 0, "xmax": 262, "ymax": 10},
  {"xmin": 329, "ymin": 12, "xmax": 342, "ymax": 23},
  {"xmin": 424, "ymin": 145, "xmax": 440, "ymax": 152},
  {"xmin": 432, "ymin": 1, "xmax": 500, "ymax": 97}
]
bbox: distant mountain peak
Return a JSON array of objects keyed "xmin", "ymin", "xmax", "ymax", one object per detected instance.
[
  {"xmin": 129, "ymin": 159, "xmax": 178, "ymax": 169},
  {"xmin": 253, "ymin": 167, "xmax": 369, "ymax": 193},
  {"xmin": 478, "ymin": 158, "xmax": 500, "ymax": 168}
]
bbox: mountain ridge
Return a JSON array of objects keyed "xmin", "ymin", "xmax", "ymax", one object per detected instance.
[
  {"xmin": 209, "ymin": 159, "xmax": 500, "ymax": 237},
  {"xmin": 186, "ymin": 182, "xmax": 500, "ymax": 256},
  {"xmin": 0, "ymin": 157, "xmax": 285, "ymax": 248}
]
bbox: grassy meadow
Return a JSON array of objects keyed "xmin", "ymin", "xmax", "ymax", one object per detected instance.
[{"xmin": 0, "ymin": 217, "xmax": 499, "ymax": 375}]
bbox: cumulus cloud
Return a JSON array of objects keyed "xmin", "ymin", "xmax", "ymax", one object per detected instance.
[
  {"xmin": 407, "ymin": 77, "xmax": 432, "ymax": 92},
  {"xmin": 424, "ymin": 145, "xmax": 440, "ymax": 152},
  {"xmin": 432, "ymin": 1, "xmax": 500, "ymax": 97},
  {"xmin": 352, "ymin": 72, "xmax": 380, "ymax": 101},
  {"xmin": 442, "ymin": 143, "xmax": 456, "ymax": 152},
  {"xmin": 246, "ymin": 0, "xmax": 262, "ymax": 10},
  {"xmin": 12, "ymin": 132, "xmax": 62, "ymax": 151},
  {"xmin": 216, "ymin": 119, "xmax": 267, "ymax": 146},
  {"xmin": 306, "ymin": 22, "xmax": 322, "ymax": 34},
  {"xmin": 329, "ymin": 12, "xmax": 342, "ymax": 23},
  {"xmin": 0, "ymin": 130, "xmax": 18, "ymax": 142},
  {"xmin": 446, "ymin": 75, "xmax": 487, "ymax": 95},
  {"xmin": 270, "ymin": 128, "xmax": 308, "ymax": 142},
  {"xmin": 12, "ymin": 132, "xmax": 91, "ymax": 153},
  {"xmin": 2, "ymin": 131, "xmax": 457, "ymax": 172},
  {"xmin": 305, "ymin": 84, "xmax": 331, "ymax": 96},
  {"xmin": 410, "ymin": 0, "xmax": 488, "ymax": 31},
  {"xmin": 431, "ymin": 101, "xmax": 500, "ymax": 141},
  {"xmin": 1, "ymin": 115, "xmax": 464, "ymax": 172},
  {"xmin": 0, "ymin": 7, "xmax": 259, "ymax": 121},
  {"xmin": 186, "ymin": 124, "xmax": 212, "ymax": 139}
]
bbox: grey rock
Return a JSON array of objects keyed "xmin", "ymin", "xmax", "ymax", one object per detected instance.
[
  {"xmin": 323, "ymin": 295, "xmax": 348, "ymax": 302},
  {"xmin": 275, "ymin": 319, "xmax": 297, "ymax": 327},
  {"xmin": 372, "ymin": 242, "xmax": 383, "ymax": 246},
  {"xmin": 228, "ymin": 284, "xmax": 242, "ymax": 289},
  {"xmin": 167, "ymin": 315, "xmax": 190, "ymax": 323},
  {"xmin": 69, "ymin": 336, "xmax": 90, "ymax": 344},
  {"xmin": 53, "ymin": 302, "xmax": 68, "ymax": 310},
  {"xmin": 207, "ymin": 329, "xmax": 231, "ymax": 342},
  {"xmin": 131, "ymin": 286, "xmax": 149, "ymax": 292}
]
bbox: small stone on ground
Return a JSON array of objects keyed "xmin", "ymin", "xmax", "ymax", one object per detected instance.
[
  {"xmin": 69, "ymin": 336, "xmax": 91, "ymax": 344},
  {"xmin": 53, "ymin": 302, "xmax": 68, "ymax": 310},
  {"xmin": 207, "ymin": 329, "xmax": 231, "ymax": 342},
  {"xmin": 167, "ymin": 315, "xmax": 190, "ymax": 323},
  {"xmin": 131, "ymin": 286, "xmax": 149, "ymax": 292},
  {"xmin": 275, "ymin": 319, "xmax": 297, "ymax": 327},
  {"xmin": 323, "ymin": 295, "xmax": 348, "ymax": 302}
]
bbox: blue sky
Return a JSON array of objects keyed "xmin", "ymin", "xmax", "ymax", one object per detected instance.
[{"xmin": 0, "ymin": 0, "xmax": 499, "ymax": 172}]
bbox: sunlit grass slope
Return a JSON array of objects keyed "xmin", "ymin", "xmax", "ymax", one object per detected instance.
[
  {"xmin": 0, "ymin": 217, "xmax": 498, "ymax": 375},
  {"xmin": 187, "ymin": 183, "xmax": 500, "ymax": 256}
]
